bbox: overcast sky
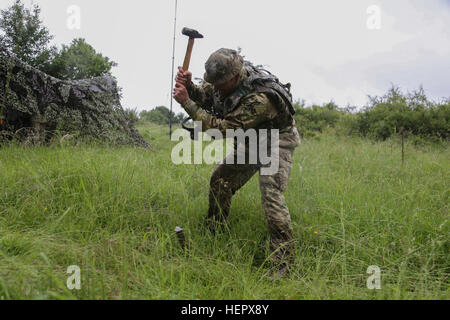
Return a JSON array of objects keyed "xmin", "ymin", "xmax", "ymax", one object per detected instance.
[{"xmin": 1, "ymin": 0, "xmax": 449, "ymax": 114}]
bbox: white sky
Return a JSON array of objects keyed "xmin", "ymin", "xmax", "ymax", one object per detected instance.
[{"xmin": 1, "ymin": 0, "xmax": 449, "ymax": 114}]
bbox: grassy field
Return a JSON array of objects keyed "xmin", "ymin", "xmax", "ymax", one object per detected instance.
[{"xmin": 0, "ymin": 122, "xmax": 448, "ymax": 299}]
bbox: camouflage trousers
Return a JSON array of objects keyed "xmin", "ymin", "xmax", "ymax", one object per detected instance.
[{"xmin": 205, "ymin": 126, "xmax": 301, "ymax": 266}]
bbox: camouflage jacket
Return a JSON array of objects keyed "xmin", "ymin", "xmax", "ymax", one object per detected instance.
[{"xmin": 181, "ymin": 63, "xmax": 296, "ymax": 136}]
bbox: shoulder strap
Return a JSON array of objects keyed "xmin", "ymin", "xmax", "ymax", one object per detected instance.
[
  {"xmin": 215, "ymin": 61, "xmax": 296, "ymax": 116},
  {"xmin": 243, "ymin": 62, "xmax": 296, "ymax": 115}
]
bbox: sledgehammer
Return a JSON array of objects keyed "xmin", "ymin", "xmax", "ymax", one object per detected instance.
[{"xmin": 181, "ymin": 27, "xmax": 204, "ymax": 71}]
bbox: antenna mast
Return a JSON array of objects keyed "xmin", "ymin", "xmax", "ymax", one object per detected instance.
[{"xmin": 169, "ymin": 0, "xmax": 178, "ymax": 138}]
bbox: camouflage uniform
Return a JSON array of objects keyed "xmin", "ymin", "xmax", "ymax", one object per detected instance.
[{"xmin": 180, "ymin": 49, "xmax": 301, "ymax": 267}]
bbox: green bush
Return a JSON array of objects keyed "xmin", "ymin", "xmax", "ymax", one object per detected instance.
[
  {"xmin": 293, "ymin": 86, "xmax": 449, "ymax": 142},
  {"xmin": 139, "ymin": 106, "xmax": 187, "ymax": 125},
  {"xmin": 355, "ymin": 86, "xmax": 449, "ymax": 141},
  {"xmin": 294, "ymin": 101, "xmax": 355, "ymax": 137}
]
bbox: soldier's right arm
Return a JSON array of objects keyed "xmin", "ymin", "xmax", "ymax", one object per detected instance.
[
  {"xmin": 186, "ymin": 81, "xmax": 214, "ymax": 109},
  {"xmin": 176, "ymin": 67, "xmax": 214, "ymax": 110}
]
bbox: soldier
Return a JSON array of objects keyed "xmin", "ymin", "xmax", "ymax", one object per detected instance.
[{"xmin": 173, "ymin": 48, "xmax": 301, "ymax": 277}]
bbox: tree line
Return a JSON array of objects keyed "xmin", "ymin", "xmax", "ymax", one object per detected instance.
[
  {"xmin": 128, "ymin": 86, "xmax": 449, "ymax": 141},
  {"xmin": 294, "ymin": 86, "xmax": 449, "ymax": 143},
  {"xmin": 124, "ymin": 106, "xmax": 188, "ymax": 126}
]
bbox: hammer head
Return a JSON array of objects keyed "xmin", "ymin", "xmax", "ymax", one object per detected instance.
[{"xmin": 182, "ymin": 27, "xmax": 204, "ymax": 39}]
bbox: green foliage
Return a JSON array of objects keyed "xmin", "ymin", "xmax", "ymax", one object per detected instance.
[
  {"xmin": 294, "ymin": 86, "xmax": 449, "ymax": 142},
  {"xmin": 0, "ymin": 1, "xmax": 116, "ymax": 81},
  {"xmin": 46, "ymin": 38, "xmax": 117, "ymax": 80},
  {"xmin": 354, "ymin": 86, "xmax": 450, "ymax": 141},
  {"xmin": 294, "ymin": 100, "xmax": 355, "ymax": 137},
  {"xmin": 0, "ymin": 0, "xmax": 56, "ymax": 70},
  {"xmin": 139, "ymin": 106, "xmax": 187, "ymax": 125}
]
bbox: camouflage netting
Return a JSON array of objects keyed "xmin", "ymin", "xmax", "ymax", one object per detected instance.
[{"xmin": 0, "ymin": 46, "xmax": 151, "ymax": 148}]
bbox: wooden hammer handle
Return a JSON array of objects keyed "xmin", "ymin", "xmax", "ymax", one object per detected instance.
[{"xmin": 183, "ymin": 38, "xmax": 195, "ymax": 71}]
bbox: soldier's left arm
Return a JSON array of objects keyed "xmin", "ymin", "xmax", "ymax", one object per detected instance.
[{"xmin": 181, "ymin": 93, "xmax": 278, "ymax": 135}]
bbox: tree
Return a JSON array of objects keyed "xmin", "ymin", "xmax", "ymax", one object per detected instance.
[
  {"xmin": 46, "ymin": 38, "xmax": 117, "ymax": 80},
  {"xmin": 140, "ymin": 109, "xmax": 167, "ymax": 124},
  {"xmin": 140, "ymin": 106, "xmax": 187, "ymax": 125},
  {"xmin": 0, "ymin": 0, "xmax": 56, "ymax": 70}
]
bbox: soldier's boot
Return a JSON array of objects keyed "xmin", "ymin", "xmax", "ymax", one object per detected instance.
[
  {"xmin": 206, "ymin": 158, "xmax": 259, "ymax": 235},
  {"xmin": 266, "ymin": 239, "xmax": 296, "ymax": 279},
  {"xmin": 266, "ymin": 263, "xmax": 290, "ymax": 280},
  {"xmin": 205, "ymin": 192, "xmax": 230, "ymax": 235},
  {"xmin": 205, "ymin": 171, "xmax": 235, "ymax": 234}
]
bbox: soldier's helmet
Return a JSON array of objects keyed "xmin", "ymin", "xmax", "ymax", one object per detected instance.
[{"xmin": 204, "ymin": 48, "xmax": 244, "ymax": 85}]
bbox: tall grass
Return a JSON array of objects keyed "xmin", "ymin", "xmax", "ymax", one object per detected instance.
[{"xmin": 0, "ymin": 123, "xmax": 448, "ymax": 299}]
